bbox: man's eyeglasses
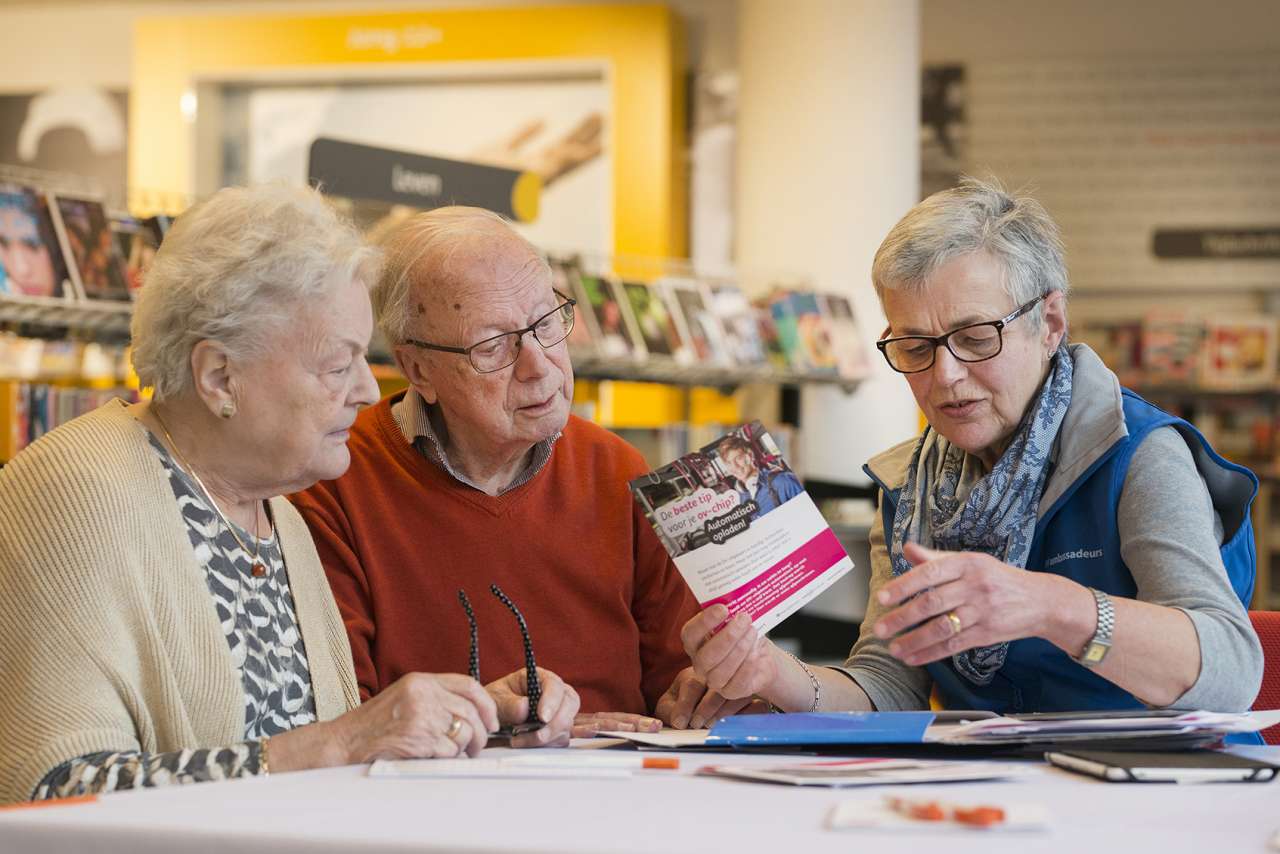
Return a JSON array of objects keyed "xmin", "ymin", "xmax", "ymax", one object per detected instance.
[
  {"xmin": 406, "ymin": 290, "xmax": 576, "ymax": 374},
  {"xmin": 458, "ymin": 584, "xmax": 545, "ymax": 737},
  {"xmin": 875, "ymin": 294, "xmax": 1045, "ymax": 374}
]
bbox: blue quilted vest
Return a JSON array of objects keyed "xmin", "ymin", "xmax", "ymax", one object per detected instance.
[{"xmin": 865, "ymin": 390, "xmax": 1258, "ymax": 716}]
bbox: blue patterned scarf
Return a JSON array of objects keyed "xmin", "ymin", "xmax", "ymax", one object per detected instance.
[{"xmin": 889, "ymin": 346, "xmax": 1074, "ymax": 685}]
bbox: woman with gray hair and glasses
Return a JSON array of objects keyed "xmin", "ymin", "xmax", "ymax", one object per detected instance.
[
  {"xmin": 678, "ymin": 176, "xmax": 1262, "ymax": 721},
  {"xmin": 0, "ymin": 185, "xmax": 576, "ymax": 805}
]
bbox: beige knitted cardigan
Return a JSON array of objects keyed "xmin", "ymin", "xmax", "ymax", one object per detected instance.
[{"xmin": 0, "ymin": 400, "xmax": 359, "ymax": 804}]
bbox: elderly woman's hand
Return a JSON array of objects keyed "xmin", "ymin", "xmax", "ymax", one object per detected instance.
[
  {"xmin": 653, "ymin": 666, "xmax": 755, "ymax": 730},
  {"xmin": 680, "ymin": 605, "xmax": 780, "ymax": 702},
  {"xmin": 873, "ymin": 542, "xmax": 1065, "ymax": 666},
  {"xmin": 486, "ymin": 667, "xmax": 580, "ymax": 748},
  {"xmin": 323, "ymin": 673, "xmax": 499, "ymax": 764}
]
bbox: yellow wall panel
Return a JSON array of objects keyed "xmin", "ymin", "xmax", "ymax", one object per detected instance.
[{"xmin": 130, "ymin": 4, "xmax": 686, "ymax": 258}]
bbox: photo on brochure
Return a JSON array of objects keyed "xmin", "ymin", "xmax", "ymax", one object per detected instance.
[{"xmin": 629, "ymin": 420, "xmax": 853, "ymax": 634}]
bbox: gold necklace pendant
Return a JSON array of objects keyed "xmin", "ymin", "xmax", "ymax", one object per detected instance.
[{"xmin": 151, "ymin": 406, "xmax": 272, "ymax": 585}]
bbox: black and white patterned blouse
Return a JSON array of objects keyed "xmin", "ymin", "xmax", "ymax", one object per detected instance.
[{"xmin": 34, "ymin": 431, "xmax": 318, "ymax": 799}]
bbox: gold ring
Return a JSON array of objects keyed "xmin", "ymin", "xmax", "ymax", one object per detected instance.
[
  {"xmin": 945, "ymin": 611, "xmax": 963, "ymax": 636},
  {"xmin": 446, "ymin": 716, "xmax": 464, "ymax": 740}
]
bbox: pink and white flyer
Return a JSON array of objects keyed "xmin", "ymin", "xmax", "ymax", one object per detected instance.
[{"xmin": 629, "ymin": 421, "xmax": 853, "ymax": 634}]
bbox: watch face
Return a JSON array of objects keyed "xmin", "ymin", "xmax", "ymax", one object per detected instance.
[{"xmin": 1083, "ymin": 642, "xmax": 1109, "ymax": 664}]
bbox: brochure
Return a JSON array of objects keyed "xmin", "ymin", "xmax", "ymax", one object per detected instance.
[
  {"xmin": 698, "ymin": 757, "xmax": 1033, "ymax": 788},
  {"xmin": 629, "ymin": 420, "xmax": 853, "ymax": 634}
]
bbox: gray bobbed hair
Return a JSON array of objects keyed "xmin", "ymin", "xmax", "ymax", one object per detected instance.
[
  {"xmin": 871, "ymin": 176, "xmax": 1068, "ymax": 328},
  {"xmin": 370, "ymin": 205, "xmax": 548, "ymax": 346},
  {"xmin": 131, "ymin": 184, "xmax": 380, "ymax": 401}
]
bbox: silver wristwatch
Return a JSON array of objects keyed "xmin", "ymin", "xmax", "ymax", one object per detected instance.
[{"xmin": 1075, "ymin": 588, "xmax": 1114, "ymax": 667}]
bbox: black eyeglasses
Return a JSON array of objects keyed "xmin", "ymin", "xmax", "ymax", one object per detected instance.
[
  {"xmin": 458, "ymin": 584, "xmax": 545, "ymax": 737},
  {"xmin": 876, "ymin": 294, "xmax": 1045, "ymax": 374},
  {"xmin": 406, "ymin": 291, "xmax": 576, "ymax": 374}
]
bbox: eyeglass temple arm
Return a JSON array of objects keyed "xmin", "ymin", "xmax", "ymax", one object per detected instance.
[
  {"xmin": 458, "ymin": 590, "xmax": 480, "ymax": 682},
  {"xmin": 490, "ymin": 583, "xmax": 542, "ymax": 723}
]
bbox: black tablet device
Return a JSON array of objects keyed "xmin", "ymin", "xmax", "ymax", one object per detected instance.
[{"xmin": 1046, "ymin": 750, "xmax": 1279, "ymax": 783}]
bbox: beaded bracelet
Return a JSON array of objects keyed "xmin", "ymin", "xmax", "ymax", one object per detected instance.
[
  {"xmin": 259, "ymin": 736, "xmax": 271, "ymax": 776},
  {"xmin": 786, "ymin": 651, "xmax": 821, "ymax": 712}
]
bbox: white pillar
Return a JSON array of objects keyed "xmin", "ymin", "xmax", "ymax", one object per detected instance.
[{"xmin": 736, "ymin": 0, "xmax": 920, "ymax": 486}]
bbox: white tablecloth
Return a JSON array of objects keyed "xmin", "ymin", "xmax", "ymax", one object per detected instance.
[{"xmin": 2, "ymin": 746, "xmax": 1277, "ymax": 853}]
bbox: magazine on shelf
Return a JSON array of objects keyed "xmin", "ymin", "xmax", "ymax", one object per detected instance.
[
  {"xmin": 751, "ymin": 300, "xmax": 794, "ymax": 372},
  {"xmin": 821, "ymin": 293, "xmax": 871, "ymax": 381},
  {"xmin": 109, "ymin": 213, "xmax": 158, "ymax": 299},
  {"xmin": 0, "ymin": 182, "xmax": 72, "ymax": 300},
  {"xmin": 787, "ymin": 290, "xmax": 840, "ymax": 375},
  {"xmin": 708, "ymin": 283, "xmax": 767, "ymax": 367},
  {"xmin": 48, "ymin": 193, "xmax": 131, "ymax": 302},
  {"xmin": 628, "ymin": 420, "xmax": 853, "ymax": 634},
  {"xmin": 1140, "ymin": 311, "xmax": 1201, "ymax": 385},
  {"xmin": 662, "ymin": 278, "xmax": 727, "ymax": 365},
  {"xmin": 549, "ymin": 256, "xmax": 596, "ymax": 356},
  {"xmin": 1199, "ymin": 314, "xmax": 1277, "ymax": 389},
  {"xmin": 621, "ymin": 280, "xmax": 683, "ymax": 360},
  {"xmin": 767, "ymin": 291, "xmax": 808, "ymax": 371},
  {"xmin": 578, "ymin": 272, "xmax": 642, "ymax": 359}
]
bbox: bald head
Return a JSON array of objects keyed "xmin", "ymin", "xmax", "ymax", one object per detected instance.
[{"xmin": 372, "ymin": 206, "xmax": 549, "ymax": 345}]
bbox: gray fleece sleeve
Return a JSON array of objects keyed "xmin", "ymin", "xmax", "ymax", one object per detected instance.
[
  {"xmin": 831, "ymin": 495, "xmax": 933, "ymax": 711},
  {"xmin": 1119, "ymin": 426, "xmax": 1263, "ymax": 711}
]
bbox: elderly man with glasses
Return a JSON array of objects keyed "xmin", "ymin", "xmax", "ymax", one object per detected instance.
[{"xmin": 292, "ymin": 206, "xmax": 744, "ymax": 737}]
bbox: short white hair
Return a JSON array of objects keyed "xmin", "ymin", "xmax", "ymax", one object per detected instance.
[
  {"xmin": 131, "ymin": 184, "xmax": 379, "ymax": 400},
  {"xmin": 871, "ymin": 176, "xmax": 1068, "ymax": 328},
  {"xmin": 371, "ymin": 205, "xmax": 548, "ymax": 345}
]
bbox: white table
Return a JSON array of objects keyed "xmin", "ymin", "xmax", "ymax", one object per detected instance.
[{"xmin": 2, "ymin": 746, "xmax": 1277, "ymax": 853}]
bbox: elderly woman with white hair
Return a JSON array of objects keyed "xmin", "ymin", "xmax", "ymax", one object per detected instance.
[
  {"xmin": 0, "ymin": 185, "xmax": 576, "ymax": 805},
  {"xmin": 679, "ymin": 177, "xmax": 1263, "ymax": 719}
]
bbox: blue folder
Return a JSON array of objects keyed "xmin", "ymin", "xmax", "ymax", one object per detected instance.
[{"xmin": 705, "ymin": 711, "xmax": 936, "ymax": 746}]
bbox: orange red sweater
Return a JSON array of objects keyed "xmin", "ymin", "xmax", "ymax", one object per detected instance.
[{"xmin": 290, "ymin": 394, "xmax": 696, "ymax": 714}]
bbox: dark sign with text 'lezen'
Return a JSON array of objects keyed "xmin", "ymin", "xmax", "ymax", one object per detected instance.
[
  {"xmin": 307, "ymin": 137, "xmax": 541, "ymax": 222},
  {"xmin": 1153, "ymin": 227, "xmax": 1280, "ymax": 260}
]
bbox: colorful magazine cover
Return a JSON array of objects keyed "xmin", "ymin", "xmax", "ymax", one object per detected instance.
[
  {"xmin": 621, "ymin": 280, "xmax": 683, "ymax": 359},
  {"xmin": 1140, "ymin": 311, "xmax": 1201, "ymax": 386},
  {"xmin": 578, "ymin": 272, "xmax": 642, "ymax": 359},
  {"xmin": 49, "ymin": 194, "xmax": 131, "ymax": 302},
  {"xmin": 752, "ymin": 302, "xmax": 794, "ymax": 372},
  {"xmin": 789, "ymin": 290, "xmax": 840, "ymax": 374},
  {"xmin": 109, "ymin": 213, "xmax": 159, "ymax": 299},
  {"xmin": 821, "ymin": 293, "xmax": 871, "ymax": 381},
  {"xmin": 709, "ymin": 283, "xmax": 767, "ymax": 366},
  {"xmin": 629, "ymin": 420, "xmax": 853, "ymax": 634},
  {"xmin": 1199, "ymin": 315, "xmax": 1277, "ymax": 389},
  {"xmin": 549, "ymin": 256, "xmax": 596, "ymax": 356},
  {"xmin": 768, "ymin": 291, "xmax": 808, "ymax": 371},
  {"xmin": 662, "ymin": 278, "xmax": 727, "ymax": 364},
  {"xmin": 0, "ymin": 182, "xmax": 71, "ymax": 300}
]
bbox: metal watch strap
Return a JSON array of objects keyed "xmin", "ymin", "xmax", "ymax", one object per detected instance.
[{"xmin": 1076, "ymin": 587, "xmax": 1114, "ymax": 667}]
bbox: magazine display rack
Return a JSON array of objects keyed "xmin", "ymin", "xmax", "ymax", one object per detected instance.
[{"xmin": 1073, "ymin": 290, "xmax": 1280, "ymax": 610}]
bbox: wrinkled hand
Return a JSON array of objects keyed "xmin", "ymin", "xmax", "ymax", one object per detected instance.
[
  {"xmin": 571, "ymin": 712, "xmax": 662, "ymax": 738},
  {"xmin": 329, "ymin": 673, "xmax": 498, "ymax": 762},
  {"xmin": 486, "ymin": 667, "xmax": 580, "ymax": 748},
  {"xmin": 873, "ymin": 542, "xmax": 1052, "ymax": 666},
  {"xmin": 680, "ymin": 606, "xmax": 780, "ymax": 702},
  {"xmin": 654, "ymin": 666, "xmax": 755, "ymax": 729}
]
